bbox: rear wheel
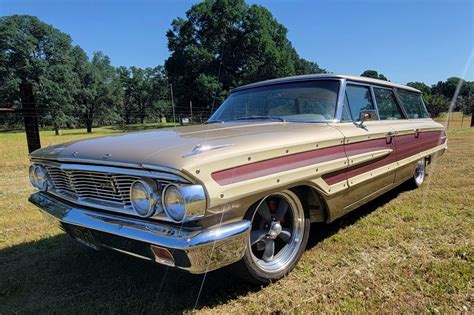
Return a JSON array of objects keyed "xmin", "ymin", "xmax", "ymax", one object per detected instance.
[{"xmin": 236, "ymin": 190, "xmax": 310, "ymax": 284}]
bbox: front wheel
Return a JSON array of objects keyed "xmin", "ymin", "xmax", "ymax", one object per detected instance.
[{"xmin": 236, "ymin": 190, "xmax": 310, "ymax": 284}]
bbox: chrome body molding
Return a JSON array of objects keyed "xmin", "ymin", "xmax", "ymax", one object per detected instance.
[{"xmin": 30, "ymin": 192, "xmax": 250, "ymax": 274}]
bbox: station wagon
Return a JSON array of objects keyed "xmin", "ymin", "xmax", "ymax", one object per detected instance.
[{"xmin": 28, "ymin": 74, "xmax": 447, "ymax": 283}]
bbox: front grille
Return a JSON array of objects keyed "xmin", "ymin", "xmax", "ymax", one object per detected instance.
[{"xmin": 44, "ymin": 164, "xmax": 139, "ymax": 207}]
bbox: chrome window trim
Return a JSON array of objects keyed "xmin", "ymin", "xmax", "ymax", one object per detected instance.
[
  {"xmin": 344, "ymin": 81, "xmax": 379, "ymax": 121},
  {"xmin": 334, "ymin": 78, "xmax": 347, "ymax": 122},
  {"xmin": 369, "ymin": 86, "xmax": 381, "ymax": 121},
  {"xmin": 211, "ymin": 78, "xmax": 343, "ymax": 124},
  {"xmin": 394, "ymin": 88, "xmax": 430, "ymax": 119}
]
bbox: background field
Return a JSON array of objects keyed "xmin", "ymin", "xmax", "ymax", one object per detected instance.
[{"xmin": 0, "ymin": 123, "xmax": 472, "ymax": 313}]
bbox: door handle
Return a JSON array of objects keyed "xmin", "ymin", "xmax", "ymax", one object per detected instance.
[
  {"xmin": 386, "ymin": 131, "xmax": 395, "ymax": 144},
  {"xmin": 414, "ymin": 128, "xmax": 420, "ymax": 138}
]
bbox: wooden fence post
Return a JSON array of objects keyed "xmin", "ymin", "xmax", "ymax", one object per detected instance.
[{"xmin": 20, "ymin": 83, "xmax": 41, "ymax": 153}]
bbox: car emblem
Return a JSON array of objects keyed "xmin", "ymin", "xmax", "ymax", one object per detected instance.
[
  {"xmin": 182, "ymin": 144, "xmax": 234, "ymax": 158},
  {"xmin": 99, "ymin": 179, "xmax": 118, "ymax": 194}
]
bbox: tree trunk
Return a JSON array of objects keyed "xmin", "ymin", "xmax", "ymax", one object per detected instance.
[
  {"xmin": 86, "ymin": 123, "xmax": 92, "ymax": 133},
  {"xmin": 54, "ymin": 125, "xmax": 61, "ymax": 136}
]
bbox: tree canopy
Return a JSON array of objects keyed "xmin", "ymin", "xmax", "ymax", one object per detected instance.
[
  {"xmin": 165, "ymin": 0, "xmax": 325, "ymax": 112},
  {"xmin": 360, "ymin": 70, "xmax": 389, "ymax": 81},
  {"xmin": 0, "ymin": 9, "xmax": 472, "ymax": 132}
]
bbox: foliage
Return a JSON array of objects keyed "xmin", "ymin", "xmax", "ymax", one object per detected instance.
[
  {"xmin": 424, "ymin": 94, "xmax": 450, "ymax": 117},
  {"xmin": 406, "ymin": 81, "xmax": 431, "ymax": 96},
  {"xmin": 0, "ymin": 15, "xmax": 77, "ymax": 130},
  {"xmin": 360, "ymin": 70, "xmax": 388, "ymax": 81},
  {"xmin": 1, "ymin": 12, "xmax": 472, "ymax": 132},
  {"xmin": 165, "ymin": 0, "xmax": 325, "ymax": 112}
]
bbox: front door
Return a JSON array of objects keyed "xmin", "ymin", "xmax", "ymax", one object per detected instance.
[{"xmin": 328, "ymin": 83, "xmax": 399, "ymax": 212}]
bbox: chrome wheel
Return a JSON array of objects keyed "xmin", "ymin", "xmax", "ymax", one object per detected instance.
[
  {"xmin": 249, "ymin": 191, "xmax": 305, "ymax": 274},
  {"xmin": 414, "ymin": 159, "xmax": 425, "ymax": 186}
]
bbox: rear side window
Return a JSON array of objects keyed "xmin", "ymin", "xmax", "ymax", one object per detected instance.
[
  {"xmin": 398, "ymin": 91, "xmax": 430, "ymax": 119},
  {"xmin": 373, "ymin": 87, "xmax": 403, "ymax": 120},
  {"xmin": 345, "ymin": 85, "xmax": 374, "ymax": 121}
]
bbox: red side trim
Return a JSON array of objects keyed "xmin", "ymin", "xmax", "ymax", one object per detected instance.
[
  {"xmin": 211, "ymin": 130, "xmax": 445, "ymax": 186},
  {"xmin": 211, "ymin": 145, "xmax": 346, "ymax": 186},
  {"xmin": 323, "ymin": 130, "xmax": 444, "ymax": 184}
]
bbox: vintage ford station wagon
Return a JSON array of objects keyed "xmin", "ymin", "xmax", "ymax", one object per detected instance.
[{"xmin": 29, "ymin": 74, "xmax": 447, "ymax": 283}]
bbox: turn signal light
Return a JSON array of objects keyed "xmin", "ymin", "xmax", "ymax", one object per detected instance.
[{"xmin": 150, "ymin": 245, "xmax": 175, "ymax": 267}]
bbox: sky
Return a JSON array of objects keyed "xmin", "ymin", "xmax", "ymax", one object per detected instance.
[{"xmin": 1, "ymin": 0, "xmax": 473, "ymax": 85}]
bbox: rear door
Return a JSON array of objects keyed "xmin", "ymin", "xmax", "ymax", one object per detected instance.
[{"xmin": 389, "ymin": 89, "xmax": 446, "ymax": 181}]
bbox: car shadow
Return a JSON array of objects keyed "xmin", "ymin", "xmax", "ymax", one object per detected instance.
[
  {"xmin": 0, "ymin": 183, "xmax": 408, "ymax": 313},
  {"xmin": 307, "ymin": 183, "xmax": 408, "ymax": 249}
]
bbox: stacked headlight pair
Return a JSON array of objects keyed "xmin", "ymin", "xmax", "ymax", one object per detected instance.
[
  {"xmin": 29, "ymin": 164, "xmax": 50, "ymax": 191},
  {"xmin": 130, "ymin": 180, "xmax": 206, "ymax": 223}
]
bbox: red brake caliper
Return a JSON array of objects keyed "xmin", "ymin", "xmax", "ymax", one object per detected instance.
[{"xmin": 267, "ymin": 199, "xmax": 285, "ymax": 223}]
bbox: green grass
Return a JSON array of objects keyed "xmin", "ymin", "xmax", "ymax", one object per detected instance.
[{"xmin": 0, "ymin": 125, "xmax": 472, "ymax": 313}]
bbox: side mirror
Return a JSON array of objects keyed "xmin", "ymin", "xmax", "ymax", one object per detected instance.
[{"xmin": 359, "ymin": 110, "xmax": 378, "ymax": 122}]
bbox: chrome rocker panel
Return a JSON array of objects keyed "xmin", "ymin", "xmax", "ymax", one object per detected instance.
[{"xmin": 29, "ymin": 192, "xmax": 251, "ymax": 274}]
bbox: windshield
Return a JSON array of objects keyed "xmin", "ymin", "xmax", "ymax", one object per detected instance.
[{"xmin": 208, "ymin": 80, "xmax": 340, "ymax": 123}]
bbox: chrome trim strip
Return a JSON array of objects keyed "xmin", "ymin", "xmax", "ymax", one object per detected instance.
[
  {"xmin": 369, "ymin": 86, "xmax": 381, "ymax": 120},
  {"xmin": 30, "ymin": 192, "xmax": 250, "ymax": 273},
  {"xmin": 334, "ymin": 78, "xmax": 346, "ymax": 122},
  {"xmin": 32, "ymin": 157, "xmax": 142, "ymax": 169},
  {"xmin": 33, "ymin": 160, "xmax": 190, "ymax": 184}
]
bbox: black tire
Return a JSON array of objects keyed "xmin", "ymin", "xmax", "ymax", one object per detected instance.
[{"xmin": 234, "ymin": 190, "xmax": 310, "ymax": 284}]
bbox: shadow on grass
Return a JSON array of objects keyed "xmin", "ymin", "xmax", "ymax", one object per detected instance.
[
  {"xmin": 0, "ymin": 184, "xmax": 409, "ymax": 313},
  {"xmin": 307, "ymin": 183, "xmax": 408, "ymax": 249}
]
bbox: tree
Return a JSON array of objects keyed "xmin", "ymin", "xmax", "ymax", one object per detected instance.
[
  {"xmin": 425, "ymin": 94, "xmax": 449, "ymax": 117},
  {"xmin": 406, "ymin": 81, "xmax": 431, "ymax": 96},
  {"xmin": 360, "ymin": 70, "xmax": 388, "ymax": 81},
  {"xmin": 0, "ymin": 15, "xmax": 78, "ymax": 133},
  {"xmin": 117, "ymin": 65, "xmax": 170, "ymax": 125},
  {"xmin": 165, "ymin": 0, "xmax": 324, "ymax": 114}
]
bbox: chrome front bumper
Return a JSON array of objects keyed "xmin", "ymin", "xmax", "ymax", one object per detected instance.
[{"xmin": 29, "ymin": 192, "xmax": 251, "ymax": 274}]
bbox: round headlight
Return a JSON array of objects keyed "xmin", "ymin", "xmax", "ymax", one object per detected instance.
[
  {"xmin": 29, "ymin": 165, "xmax": 39, "ymax": 188},
  {"xmin": 130, "ymin": 179, "xmax": 158, "ymax": 217},
  {"xmin": 29, "ymin": 164, "xmax": 49, "ymax": 191},
  {"xmin": 163, "ymin": 185, "xmax": 186, "ymax": 222}
]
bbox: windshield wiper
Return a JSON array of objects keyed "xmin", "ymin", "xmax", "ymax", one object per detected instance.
[
  {"xmin": 235, "ymin": 115, "xmax": 286, "ymax": 122},
  {"xmin": 205, "ymin": 119, "xmax": 225, "ymax": 124}
]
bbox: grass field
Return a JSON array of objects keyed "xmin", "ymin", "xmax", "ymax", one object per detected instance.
[{"xmin": 0, "ymin": 123, "xmax": 472, "ymax": 313}]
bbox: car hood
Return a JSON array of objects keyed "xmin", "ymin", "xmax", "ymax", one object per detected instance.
[{"xmin": 31, "ymin": 122, "xmax": 338, "ymax": 172}]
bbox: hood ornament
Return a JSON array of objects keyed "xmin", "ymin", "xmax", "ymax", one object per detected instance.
[{"xmin": 183, "ymin": 144, "xmax": 233, "ymax": 158}]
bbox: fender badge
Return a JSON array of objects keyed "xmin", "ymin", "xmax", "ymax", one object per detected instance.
[
  {"xmin": 102, "ymin": 153, "xmax": 112, "ymax": 159},
  {"xmin": 182, "ymin": 144, "xmax": 233, "ymax": 158}
]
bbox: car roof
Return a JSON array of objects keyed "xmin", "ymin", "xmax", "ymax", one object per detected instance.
[{"xmin": 232, "ymin": 74, "xmax": 421, "ymax": 94}]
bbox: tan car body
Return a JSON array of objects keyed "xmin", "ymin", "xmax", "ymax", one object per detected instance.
[{"xmin": 29, "ymin": 74, "xmax": 447, "ymax": 273}]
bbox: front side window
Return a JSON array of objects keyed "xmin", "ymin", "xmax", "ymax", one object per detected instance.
[
  {"xmin": 373, "ymin": 87, "xmax": 403, "ymax": 120},
  {"xmin": 209, "ymin": 81, "xmax": 340, "ymax": 123},
  {"xmin": 345, "ymin": 85, "xmax": 374, "ymax": 121},
  {"xmin": 398, "ymin": 91, "xmax": 430, "ymax": 119}
]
